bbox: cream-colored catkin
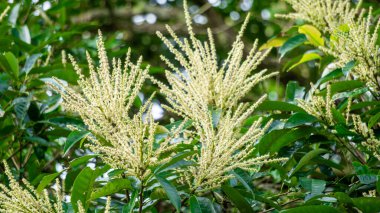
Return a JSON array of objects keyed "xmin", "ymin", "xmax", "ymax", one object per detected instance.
[
  {"xmin": 153, "ymin": 0, "xmax": 286, "ymax": 193},
  {"xmin": 276, "ymin": 0, "xmax": 361, "ymax": 32},
  {"xmin": 352, "ymin": 115, "xmax": 380, "ymax": 160},
  {"xmin": 346, "ymin": 96, "xmax": 352, "ymax": 124},
  {"xmin": 0, "ymin": 161, "xmax": 63, "ymax": 213},
  {"xmin": 0, "ymin": 6, "xmax": 10, "ymax": 22},
  {"xmin": 61, "ymin": 50, "xmax": 67, "ymax": 67},
  {"xmin": 278, "ymin": 0, "xmax": 380, "ymax": 90},
  {"xmin": 50, "ymin": 31, "xmax": 188, "ymax": 181},
  {"xmin": 104, "ymin": 196, "xmax": 111, "ymax": 213},
  {"xmin": 297, "ymin": 85, "xmax": 335, "ymax": 126}
]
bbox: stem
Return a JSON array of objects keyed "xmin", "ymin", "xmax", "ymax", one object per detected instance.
[
  {"xmin": 180, "ymin": 189, "xmax": 196, "ymax": 207},
  {"xmin": 126, "ymin": 189, "xmax": 130, "ymax": 202},
  {"xmin": 18, "ymin": 140, "xmax": 23, "ymax": 183},
  {"xmin": 336, "ymin": 136, "xmax": 366, "ymax": 165},
  {"xmin": 317, "ymin": 129, "xmax": 366, "ymax": 164},
  {"xmin": 139, "ymin": 184, "xmax": 144, "ymax": 213}
]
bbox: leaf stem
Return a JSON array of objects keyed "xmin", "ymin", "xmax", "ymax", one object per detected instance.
[{"xmin": 139, "ymin": 184, "xmax": 144, "ymax": 213}]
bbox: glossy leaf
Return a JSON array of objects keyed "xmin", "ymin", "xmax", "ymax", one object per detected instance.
[
  {"xmin": 258, "ymin": 127, "xmax": 314, "ymax": 154},
  {"xmin": 290, "ymin": 149, "xmax": 328, "ymax": 176},
  {"xmin": 317, "ymin": 80, "xmax": 364, "ymax": 96},
  {"xmin": 222, "ymin": 185, "xmax": 254, "ymax": 213},
  {"xmin": 8, "ymin": 3, "xmax": 20, "ymax": 25},
  {"xmin": 368, "ymin": 111, "xmax": 380, "ymax": 128},
  {"xmin": 36, "ymin": 172, "xmax": 62, "ymax": 194},
  {"xmin": 279, "ymin": 34, "xmax": 307, "ymax": 59},
  {"xmin": 122, "ymin": 190, "xmax": 138, "ymax": 213},
  {"xmin": 285, "ymin": 81, "xmax": 305, "ymax": 102},
  {"xmin": 352, "ymin": 197, "xmax": 380, "ymax": 213},
  {"xmin": 298, "ymin": 25, "xmax": 324, "ymax": 46},
  {"xmin": 284, "ymin": 112, "xmax": 318, "ymax": 128},
  {"xmin": 91, "ymin": 178, "xmax": 131, "ymax": 200},
  {"xmin": 21, "ymin": 53, "xmax": 42, "ymax": 75},
  {"xmin": 64, "ymin": 130, "xmax": 90, "ymax": 156},
  {"xmin": 155, "ymin": 174, "xmax": 181, "ymax": 212},
  {"xmin": 299, "ymin": 178, "xmax": 326, "ymax": 196},
  {"xmin": 189, "ymin": 196, "xmax": 202, "ymax": 213},
  {"xmin": 71, "ymin": 166, "xmax": 110, "ymax": 211},
  {"xmin": 285, "ymin": 52, "xmax": 321, "ymax": 71},
  {"xmin": 256, "ymin": 101, "xmax": 305, "ymax": 112},
  {"xmin": 69, "ymin": 155, "xmax": 98, "ymax": 168},
  {"xmin": 0, "ymin": 52, "xmax": 19, "ymax": 79},
  {"xmin": 259, "ymin": 37, "xmax": 288, "ymax": 50}
]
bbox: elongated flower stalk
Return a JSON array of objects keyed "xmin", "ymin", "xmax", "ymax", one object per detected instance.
[
  {"xmin": 0, "ymin": 6, "xmax": 10, "ymax": 22},
  {"xmin": 352, "ymin": 115, "xmax": 380, "ymax": 160},
  {"xmin": 51, "ymin": 31, "xmax": 186, "ymax": 181},
  {"xmin": 277, "ymin": 0, "xmax": 380, "ymax": 90},
  {"xmin": 0, "ymin": 161, "xmax": 63, "ymax": 213},
  {"xmin": 77, "ymin": 197, "xmax": 111, "ymax": 213},
  {"xmin": 276, "ymin": 0, "xmax": 361, "ymax": 33},
  {"xmin": 319, "ymin": 7, "xmax": 380, "ymax": 89},
  {"xmin": 297, "ymin": 84, "xmax": 335, "ymax": 126},
  {"xmin": 153, "ymin": 0, "xmax": 286, "ymax": 193}
]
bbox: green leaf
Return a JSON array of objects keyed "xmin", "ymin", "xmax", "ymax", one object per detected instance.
[
  {"xmin": 332, "ymin": 192, "xmax": 353, "ymax": 204},
  {"xmin": 299, "ymin": 178, "xmax": 326, "ymax": 196},
  {"xmin": 281, "ymin": 205, "xmax": 339, "ymax": 213},
  {"xmin": 331, "ymin": 108, "xmax": 346, "ymax": 124},
  {"xmin": 317, "ymin": 68, "xmax": 344, "ymax": 85},
  {"xmin": 64, "ymin": 130, "xmax": 90, "ymax": 156},
  {"xmin": 351, "ymin": 101, "xmax": 380, "ymax": 111},
  {"xmin": 195, "ymin": 197, "xmax": 218, "ymax": 213},
  {"xmin": 18, "ymin": 25, "xmax": 31, "ymax": 44},
  {"xmin": 21, "ymin": 54, "xmax": 42, "ymax": 75},
  {"xmin": 122, "ymin": 190, "xmax": 138, "ymax": 213},
  {"xmin": 0, "ymin": 52, "xmax": 19, "ymax": 79},
  {"xmin": 353, "ymin": 162, "xmax": 377, "ymax": 184},
  {"xmin": 285, "ymin": 81, "xmax": 305, "ymax": 102},
  {"xmin": 332, "ymin": 87, "xmax": 368, "ymax": 101},
  {"xmin": 317, "ymin": 80, "xmax": 364, "ymax": 96},
  {"xmin": 231, "ymin": 168, "xmax": 254, "ymax": 194},
  {"xmin": 279, "ymin": 34, "xmax": 307, "ymax": 59},
  {"xmin": 91, "ymin": 178, "xmax": 131, "ymax": 200},
  {"xmin": 154, "ymin": 151, "xmax": 195, "ymax": 174},
  {"xmin": 222, "ymin": 185, "xmax": 253, "ymax": 213},
  {"xmin": 256, "ymin": 101, "xmax": 305, "ymax": 112},
  {"xmin": 259, "ymin": 37, "xmax": 288, "ymax": 50},
  {"xmin": 290, "ymin": 149, "xmax": 328, "ymax": 176},
  {"xmin": 258, "ymin": 127, "xmax": 314, "ymax": 154},
  {"xmin": 13, "ymin": 97, "xmax": 31, "ymax": 121},
  {"xmin": 36, "ymin": 172, "xmax": 62, "ymax": 194},
  {"xmin": 69, "ymin": 155, "xmax": 98, "ymax": 168},
  {"xmin": 189, "ymin": 196, "xmax": 202, "ymax": 213},
  {"xmin": 284, "ymin": 112, "xmax": 318, "ymax": 128},
  {"xmin": 368, "ymin": 111, "xmax": 380, "ymax": 128},
  {"xmin": 335, "ymin": 124, "xmax": 356, "ymax": 137},
  {"xmin": 155, "ymin": 175, "xmax": 181, "ymax": 212},
  {"xmin": 71, "ymin": 166, "xmax": 110, "ymax": 212},
  {"xmin": 298, "ymin": 25, "xmax": 324, "ymax": 46},
  {"xmin": 8, "ymin": 4, "xmax": 20, "ymax": 25},
  {"xmin": 285, "ymin": 52, "xmax": 321, "ymax": 71},
  {"xmin": 352, "ymin": 197, "xmax": 380, "ymax": 213}
]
